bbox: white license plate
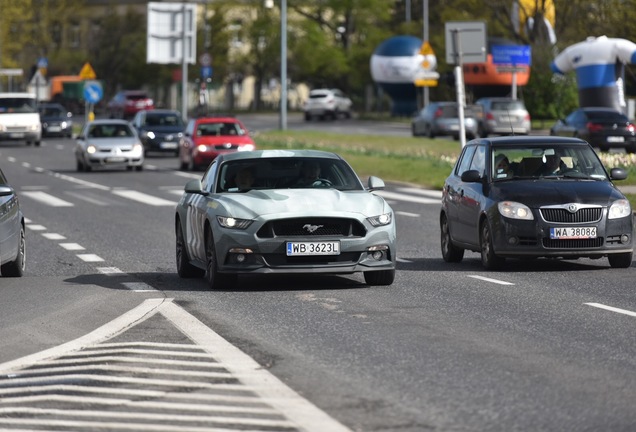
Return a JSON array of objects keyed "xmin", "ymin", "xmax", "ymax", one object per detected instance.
[
  {"xmin": 160, "ymin": 142, "xmax": 178, "ymax": 149},
  {"xmin": 9, "ymin": 132, "xmax": 24, "ymax": 138},
  {"xmin": 607, "ymin": 136, "xmax": 625, "ymax": 143},
  {"xmin": 286, "ymin": 241, "xmax": 340, "ymax": 256},
  {"xmin": 107, "ymin": 157, "xmax": 126, "ymax": 163},
  {"xmin": 550, "ymin": 226, "xmax": 597, "ymax": 239},
  {"xmin": 48, "ymin": 126, "xmax": 61, "ymax": 132}
]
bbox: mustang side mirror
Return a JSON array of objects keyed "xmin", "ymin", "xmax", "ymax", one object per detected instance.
[
  {"xmin": 184, "ymin": 179, "xmax": 206, "ymax": 195},
  {"xmin": 367, "ymin": 176, "xmax": 385, "ymax": 191}
]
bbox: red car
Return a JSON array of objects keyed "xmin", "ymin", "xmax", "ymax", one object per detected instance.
[
  {"xmin": 106, "ymin": 90, "xmax": 154, "ymax": 119},
  {"xmin": 179, "ymin": 116, "xmax": 256, "ymax": 170}
]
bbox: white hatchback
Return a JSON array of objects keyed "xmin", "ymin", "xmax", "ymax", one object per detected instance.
[{"xmin": 303, "ymin": 89, "xmax": 352, "ymax": 121}]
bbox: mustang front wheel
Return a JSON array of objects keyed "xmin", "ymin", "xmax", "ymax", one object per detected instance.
[
  {"xmin": 176, "ymin": 221, "xmax": 204, "ymax": 278},
  {"xmin": 205, "ymin": 228, "xmax": 237, "ymax": 289}
]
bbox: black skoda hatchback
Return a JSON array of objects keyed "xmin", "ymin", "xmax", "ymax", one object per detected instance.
[{"xmin": 440, "ymin": 136, "xmax": 633, "ymax": 270}]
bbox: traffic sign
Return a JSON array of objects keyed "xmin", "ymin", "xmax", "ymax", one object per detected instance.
[
  {"xmin": 445, "ymin": 21, "xmax": 487, "ymax": 64},
  {"xmin": 83, "ymin": 80, "xmax": 103, "ymax": 103},
  {"xmin": 201, "ymin": 66, "xmax": 212, "ymax": 79},
  {"xmin": 79, "ymin": 62, "xmax": 97, "ymax": 80},
  {"xmin": 492, "ymin": 45, "xmax": 531, "ymax": 65}
]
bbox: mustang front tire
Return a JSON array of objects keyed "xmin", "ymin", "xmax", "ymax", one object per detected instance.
[
  {"xmin": 176, "ymin": 221, "xmax": 204, "ymax": 278},
  {"xmin": 205, "ymin": 228, "xmax": 237, "ymax": 289}
]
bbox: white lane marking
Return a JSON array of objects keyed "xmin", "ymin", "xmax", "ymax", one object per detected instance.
[
  {"xmin": 373, "ymin": 190, "xmax": 439, "ymax": 204},
  {"xmin": 97, "ymin": 267, "xmax": 124, "ymax": 275},
  {"xmin": 122, "ymin": 282, "xmax": 157, "ymax": 292},
  {"xmin": 21, "ymin": 162, "xmax": 31, "ymax": 168},
  {"xmin": 396, "ymin": 187, "xmax": 443, "ymax": 198},
  {"xmin": 160, "ymin": 301, "xmax": 353, "ymax": 432},
  {"xmin": 59, "ymin": 243, "xmax": 85, "ymax": 251},
  {"xmin": 585, "ymin": 303, "xmax": 636, "ymax": 318},
  {"xmin": 0, "ymin": 298, "xmax": 167, "ymax": 372},
  {"xmin": 0, "ymin": 299, "xmax": 352, "ymax": 432},
  {"xmin": 396, "ymin": 210, "xmax": 419, "ymax": 217},
  {"xmin": 77, "ymin": 254, "xmax": 104, "ymax": 262},
  {"xmin": 20, "ymin": 191, "xmax": 74, "ymax": 207},
  {"xmin": 173, "ymin": 171, "xmax": 202, "ymax": 179},
  {"xmin": 64, "ymin": 191, "xmax": 109, "ymax": 206},
  {"xmin": 41, "ymin": 233, "xmax": 66, "ymax": 240},
  {"xmin": 26, "ymin": 224, "xmax": 46, "ymax": 231},
  {"xmin": 6, "ymin": 156, "xmax": 16, "ymax": 162},
  {"xmin": 169, "ymin": 189, "xmax": 185, "ymax": 196},
  {"xmin": 468, "ymin": 275, "xmax": 515, "ymax": 285},
  {"xmin": 111, "ymin": 190, "xmax": 176, "ymax": 206},
  {"xmin": 49, "ymin": 171, "xmax": 111, "ymax": 190}
]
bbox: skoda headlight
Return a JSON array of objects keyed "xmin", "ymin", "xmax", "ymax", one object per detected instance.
[
  {"xmin": 608, "ymin": 199, "xmax": 631, "ymax": 219},
  {"xmin": 217, "ymin": 216, "xmax": 253, "ymax": 230},
  {"xmin": 146, "ymin": 131, "xmax": 155, "ymax": 139},
  {"xmin": 498, "ymin": 201, "xmax": 534, "ymax": 220},
  {"xmin": 367, "ymin": 212, "xmax": 392, "ymax": 227}
]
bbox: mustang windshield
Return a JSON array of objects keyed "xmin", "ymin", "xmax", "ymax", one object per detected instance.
[
  {"xmin": 491, "ymin": 145, "xmax": 609, "ymax": 181},
  {"xmin": 217, "ymin": 158, "xmax": 363, "ymax": 192}
]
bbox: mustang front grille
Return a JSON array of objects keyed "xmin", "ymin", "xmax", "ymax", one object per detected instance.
[
  {"xmin": 257, "ymin": 218, "xmax": 366, "ymax": 238},
  {"xmin": 263, "ymin": 252, "xmax": 362, "ymax": 266},
  {"xmin": 540, "ymin": 207, "xmax": 602, "ymax": 223}
]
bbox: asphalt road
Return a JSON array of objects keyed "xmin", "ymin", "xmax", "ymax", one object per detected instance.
[{"xmin": 0, "ymin": 118, "xmax": 635, "ymax": 432}]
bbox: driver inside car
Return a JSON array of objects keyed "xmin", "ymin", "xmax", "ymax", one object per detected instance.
[{"xmin": 295, "ymin": 160, "xmax": 323, "ymax": 186}]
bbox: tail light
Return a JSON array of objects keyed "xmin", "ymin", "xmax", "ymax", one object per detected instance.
[
  {"xmin": 586, "ymin": 122, "xmax": 603, "ymax": 133},
  {"xmin": 486, "ymin": 112, "xmax": 495, "ymax": 120},
  {"xmin": 628, "ymin": 123, "xmax": 635, "ymax": 133},
  {"xmin": 524, "ymin": 113, "xmax": 531, "ymax": 121},
  {"xmin": 434, "ymin": 108, "xmax": 443, "ymax": 118}
]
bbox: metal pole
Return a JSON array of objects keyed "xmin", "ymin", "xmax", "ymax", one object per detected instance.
[
  {"xmin": 423, "ymin": 0, "xmax": 429, "ymax": 107},
  {"xmin": 452, "ymin": 29, "xmax": 467, "ymax": 148},
  {"xmin": 279, "ymin": 0, "xmax": 287, "ymax": 130},
  {"xmin": 181, "ymin": 2, "xmax": 188, "ymax": 118}
]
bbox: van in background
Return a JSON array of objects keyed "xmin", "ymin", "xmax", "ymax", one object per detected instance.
[{"xmin": 0, "ymin": 93, "xmax": 42, "ymax": 146}]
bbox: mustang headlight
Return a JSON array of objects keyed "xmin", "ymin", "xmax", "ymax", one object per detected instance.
[
  {"xmin": 608, "ymin": 199, "xmax": 631, "ymax": 219},
  {"xmin": 367, "ymin": 212, "xmax": 392, "ymax": 227},
  {"xmin": 498, "ymin": 201, "xmax": 534, "ymax": 220},
  {"xmin": 217, "ymin": 216, "xmax": 253, "ymax": 230}
]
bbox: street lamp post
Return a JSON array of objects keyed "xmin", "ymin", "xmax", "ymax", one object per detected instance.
[{"xmin": 265, "ymin": 0, "xmax": 287, "ymax": 130}]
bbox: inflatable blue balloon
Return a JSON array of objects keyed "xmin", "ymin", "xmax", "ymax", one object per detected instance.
[
  {"xmin": 370, "ymin": 35, "xmax": 422, "ymax": 116},
  {"xmin": 551, "ymin": 36, "xmax": 636, "ymax": 113}
]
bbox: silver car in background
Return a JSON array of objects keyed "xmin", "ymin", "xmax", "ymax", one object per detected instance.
[
  {"xmin": 74, "ymin": 119, "xmax": 144, "ymax": 172},
  {"xmin": 411, "ymin": 101, "xmax": 479, "ymax": 140},
  {"xmin": 303, "ymin": 88, "xmax": 353, "ymax": 120},
  {"xmin": 0, "ymin": 167, "xmax": 25, "ymax": 277},
  {"xmin": 475, "ymin": 97, "xmax": 531, "ymax": 137}
]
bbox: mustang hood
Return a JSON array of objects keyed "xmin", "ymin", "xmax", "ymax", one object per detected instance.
[
  {"xmin": 217, "ymin": 188, "xmax": 388, "ymax": 218},
  {"xmin": 492, "ymin": 180, "xmax": 625, "ymax": 207}
]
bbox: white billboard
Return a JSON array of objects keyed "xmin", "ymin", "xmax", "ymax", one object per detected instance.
[{"xmin": 147, "ymin": 2, "xmax": 197, "ymax": 64}]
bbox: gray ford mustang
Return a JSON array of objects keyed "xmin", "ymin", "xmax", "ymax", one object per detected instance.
[{"xmin": 175, "ymin": 149, "xmax": 396, "ymax": 289}]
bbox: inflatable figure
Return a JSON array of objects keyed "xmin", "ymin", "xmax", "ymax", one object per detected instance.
[
  {"xmin": 370, "ymin": 35, "xmax": 422, "ymax": 116},
  {"xmin": 551, "ymin": 36, "xmax": 636, "ymax": 112}
]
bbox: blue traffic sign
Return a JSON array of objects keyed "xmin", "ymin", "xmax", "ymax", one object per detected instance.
[
  {"xmin": 83, "ymin": 81, "xmax": 103, "ymax": 104},
  {"xmin": 201, "ymin": 66, "xmax": 213, "ymax": 79},
  {"xmin": 492, "ymin": 45, "xmax": 531, "ymax": 66}
]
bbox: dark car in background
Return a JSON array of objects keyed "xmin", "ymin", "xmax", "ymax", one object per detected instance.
[
  {"xmin": 106, "ymin": 90, "xmax": 154, "ymax": 120},
  {"xmin": 549, "ymin": 107, "xmax": 636, "ymax": 153},
  {"xmin": 178, "ymin": 116, "xmax": 256, "ymax": 171},
  {"xmin": 475, "ymin": 97, "xmax": 531, "ymax": 137},
  {"xmin": 38, "ymin": 103, "xmax": 73, "ymax": 138},
  {"xmin": 0, "ymin": 167, "xmax": 26, "ymax": 277},
  {"xmin": 411, "ymin": 101, "xmax": 479, "ymax": 140},
  {"xmin": 440, "ymin": 136, "xmax": 633, "ymax": 270},
  {"xmin": 131, "ymin": 109, "xmax": 185, "ymax": 156}
]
